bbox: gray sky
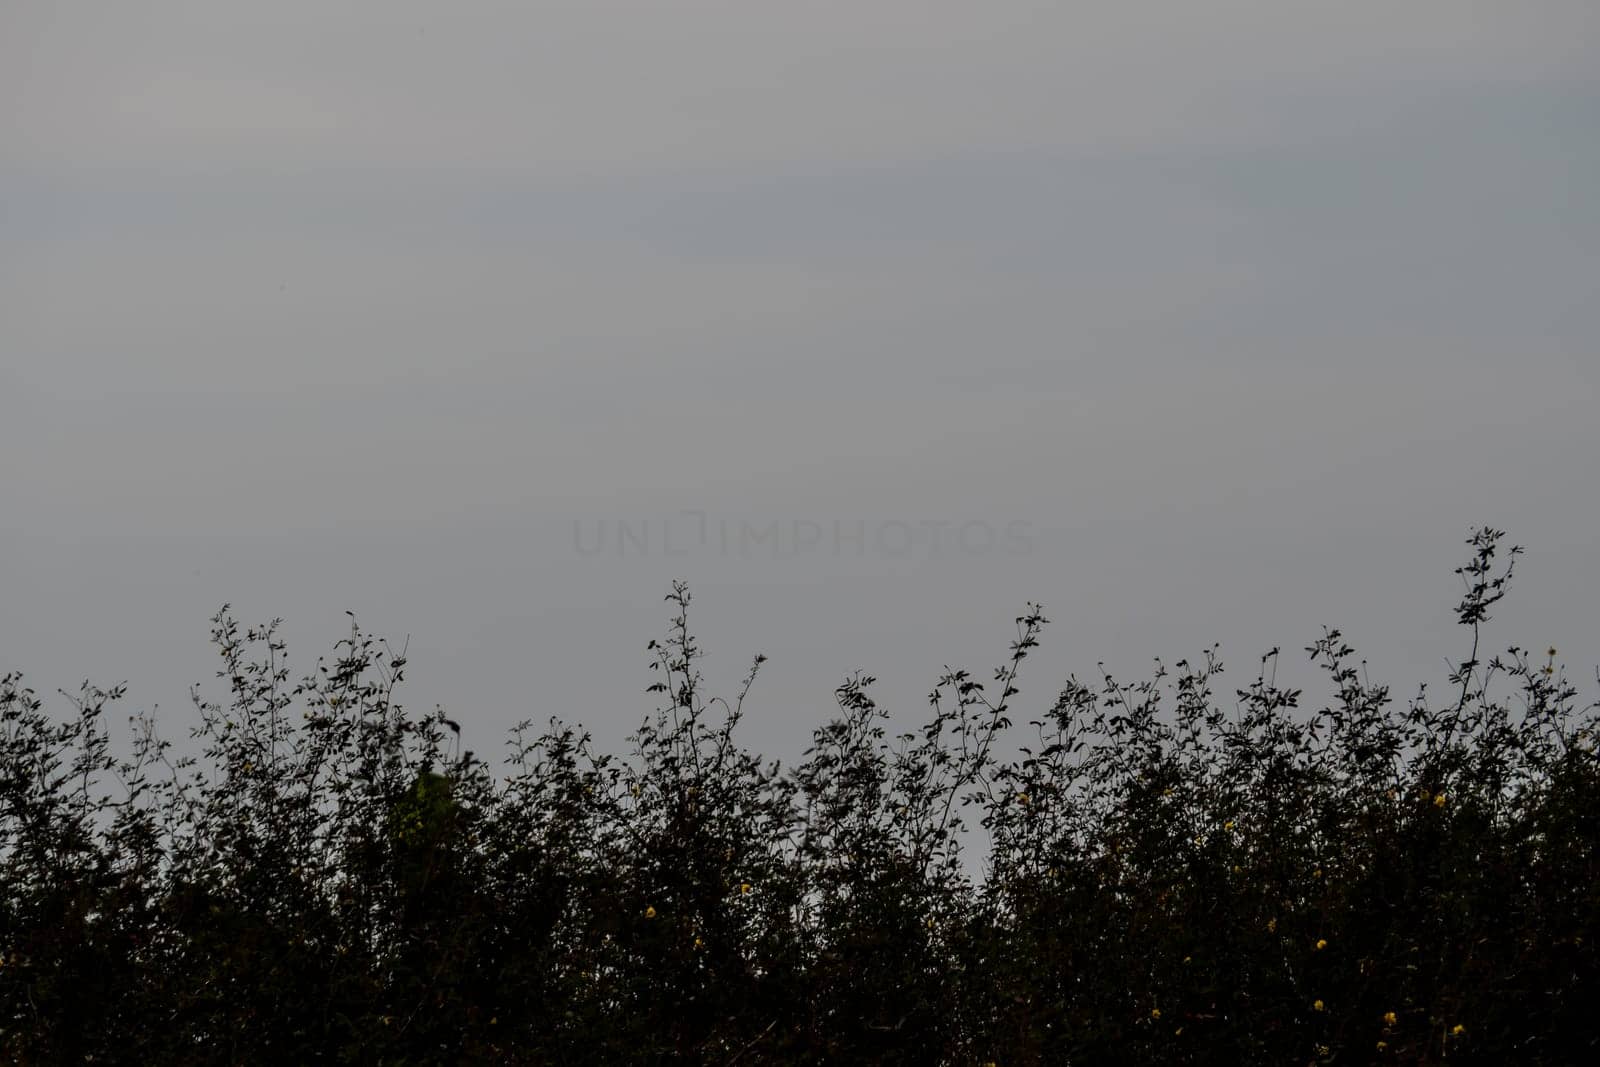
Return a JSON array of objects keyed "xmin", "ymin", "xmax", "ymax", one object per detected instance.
[{"xmin": 3, "ymin": 1, "xmax": 1597, "ymax": 768}]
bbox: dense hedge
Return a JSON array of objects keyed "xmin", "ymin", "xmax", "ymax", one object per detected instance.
[{"xmin": 2, "ymin": 528, "xmax": 1595, "ymax": 1064}]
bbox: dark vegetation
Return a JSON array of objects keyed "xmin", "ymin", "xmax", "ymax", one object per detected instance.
[{"xmin": 2, "ymin": 528, "xmax": 1596, "ymax": 1064}]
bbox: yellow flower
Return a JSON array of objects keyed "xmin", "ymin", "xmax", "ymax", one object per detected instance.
[
  {"xmin": 1434, "ymin": 792, "xmax": 1447, "ymax": 808},
  {"xmin": 1182, "ymin": 955, "xmax": 1191, "ymax": 965},
  {"xmin": 1267, "ymin": 917, "xmax": 1277, "ymax": 933},
  {"xmin": 1316, "ymin": 1045, "xmax": 1329, "ymax": 1056},
  {"xmin": 1223, "ymin": 820, "xmax": 1235, "ymax": 831},
  {"xmin": 1150, "ymin": 1007, "xmax": 1161, "ymax": 1020},
  {"xmin": 1451, "ymin": 1023, "xmax": 1465, "ymax": 1036},
  {"xmin": 1017, "ymin": 792, "xmax": 1030, "ymax": 805},
  {"xmin": 1383, "ymin": 1011, "xmax": 1397, "ymax": 1026},
  {"xmin": 490, "ymin": 1016, "xmax": 498, "ymax": 1025},
  {"xmin": 1315, "ymin": 938, "xmax": 1327, "ymax": 951},
  {"xmin": 1376, "ymin": 1040, "xmax": 1388, "ymax": 1051},
  {"xmin": 739, "ymin": 882, "xmax": 751, "ymax": 895},
  {"xmin": 1313, "ymin": 867, "xmax": 1323, "ymax": 878},
  {"xmin": 644, "ymin": 906, "xmax": 657, "ymax": 919},
  {"xmin": 693, "ymin": 936, "xmax": 704, "ymax": 949},
  {"xmin": 1313, "ymin": 999, "xmax": 1325, "ymax": 1012}
]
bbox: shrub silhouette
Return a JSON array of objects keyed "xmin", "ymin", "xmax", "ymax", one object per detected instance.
[{"xmin": 1, "ymin": 528, "xmax": 1595, "ymax": 1063}]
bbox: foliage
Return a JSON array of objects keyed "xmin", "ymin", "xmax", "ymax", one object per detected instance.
[{"xmin": 1, "ymin": 529, "xmax": 1596, "ymax": 1063}]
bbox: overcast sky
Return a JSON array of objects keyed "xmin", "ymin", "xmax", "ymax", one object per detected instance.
[{"xmin": 3, "ymin": 1, "xmax": 1597, "ymax": 768}]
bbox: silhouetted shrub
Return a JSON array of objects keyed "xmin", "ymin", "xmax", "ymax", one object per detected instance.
[{"xmin": 1, "ymin": 528, "xmax": 1595, "ymax": 1063}]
